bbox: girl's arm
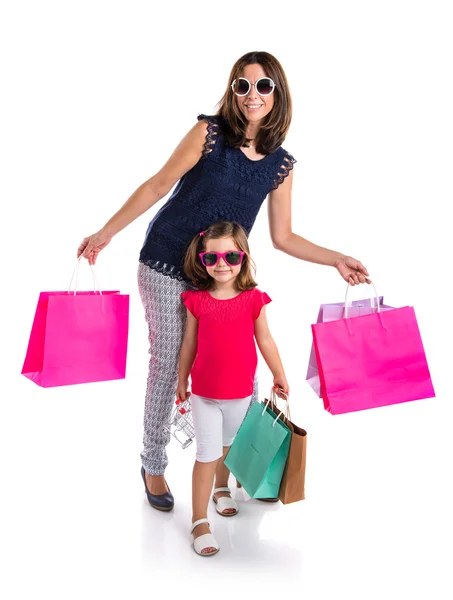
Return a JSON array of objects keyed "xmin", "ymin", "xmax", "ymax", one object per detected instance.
[
  {"xmin": 254, "ymin": 306, "xmax": 289, "ymax": 397},
  {"xmin": 267, "ymin": 170, "xmax": 370, "ymax": 285},
  {"xmin": 176, "ymin": 310, "xmax": 198, "ymax": 400},
  {"xmin": 77, "ymin": 120, "xmax": 209, "ymax": 264}
]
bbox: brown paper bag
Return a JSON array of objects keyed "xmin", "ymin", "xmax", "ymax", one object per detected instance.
[{"xmin": 267, "ymin": 397, "xmax": 307, "ymax": 504}]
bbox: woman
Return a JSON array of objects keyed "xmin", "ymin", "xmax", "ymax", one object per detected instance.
[{"xmin": 77, "ymin": 51, "xmax": 370, "ymax": 512}]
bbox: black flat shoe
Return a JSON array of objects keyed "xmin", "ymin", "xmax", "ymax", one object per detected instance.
[{"xmin": 141, "ymin": 467, "xmax": 174, "ymax": 511}]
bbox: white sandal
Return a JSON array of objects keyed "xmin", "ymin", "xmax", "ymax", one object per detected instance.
[
  {"xmin": 212, "ymin": 487, "xmax": 238, "ymax": 517},
  {"xmin": 191, "ymin": 519, "xmax": 219, "ymax": 556}
]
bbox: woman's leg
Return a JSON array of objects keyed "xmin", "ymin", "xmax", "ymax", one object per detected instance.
[
  {"xmin": 191, "ymin": 395, "xmax": 223, "ymax": 549},
  {"xmin": 251, "ymin": 373, "xmax": 259, "ymax": 405},
  {"xmin": 137, "ymin": 263, "xmax": 190, "ymax": 492},
  {"xmin": 243, "ymin": 372, "xmax": 259, "ymax": 418}
]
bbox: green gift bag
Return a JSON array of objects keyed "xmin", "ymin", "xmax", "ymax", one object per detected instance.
[{"xmin": 224, "ymin": 400, "xmax": 291, "ymax": 498}]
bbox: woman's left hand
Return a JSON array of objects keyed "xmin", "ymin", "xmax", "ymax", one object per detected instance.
[{"xmin": 334, "ymin": 255, "xmax": 371, "ymax": 286}]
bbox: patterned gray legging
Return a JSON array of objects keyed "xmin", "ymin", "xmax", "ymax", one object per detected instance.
[{"xmin": 137, "ymin": 263, "xmax": 259, "ymax": 475}]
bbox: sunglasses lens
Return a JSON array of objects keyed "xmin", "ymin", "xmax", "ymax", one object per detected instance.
[
  {"xmin": 235, "ymin": 78, "xmax": 250, "ymax": 96},
  {"xmin": 225, "ymin": 252, "xmax": 242, "ymax": 266},
  {"xmin": 257, "ymin": 78, "xmax": 274, "ymax": 96},
  {"xmin": 202, "ymin": 253, "xmax": 218, "ymax": 266}
]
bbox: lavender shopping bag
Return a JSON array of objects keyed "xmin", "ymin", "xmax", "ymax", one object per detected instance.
[
  {"xmin": 306, "ymin": 295, "xmax": 394, "ymax": 396},
  {"xmin": 21, "ymin": 261, "xmax": 129, "ymax": 388}
]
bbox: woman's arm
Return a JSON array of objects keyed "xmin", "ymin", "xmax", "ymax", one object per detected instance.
[
  {"xmin": 267, "ymin": 171, "xmax": 370, "ymax": 285},
  {"xmin": 77, "ymin": 120, "xmax": 209, "ymax": 264},
  {"xmin": 176, "ymin": 310, "xmax": 198, "ymax": 400},
  {"xmin": 254, "ymin": 307, "xmax": 289, "ymax": 397}
]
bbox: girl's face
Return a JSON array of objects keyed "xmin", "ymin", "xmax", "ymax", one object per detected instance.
[
  {"xmin": 203, "ymin": 236, "xmax": 243, "ymax": 286},
  {"xmin": 235, "ymin": 63, "xmax": 275, "ymax": 125}
]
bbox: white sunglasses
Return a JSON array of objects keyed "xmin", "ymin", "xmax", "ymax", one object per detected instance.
[{"xmin": 231, "ymin": 77, "xmax": 276, "ymax": 97}]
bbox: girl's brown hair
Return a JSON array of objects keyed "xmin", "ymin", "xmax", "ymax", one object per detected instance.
[
  {"xmin": 183, "ymin": 222, "xmax": 257, "ymax": 291},
  {"xmin": 216, "ymin": 51, "xmax": 292, "ymax": 155}
]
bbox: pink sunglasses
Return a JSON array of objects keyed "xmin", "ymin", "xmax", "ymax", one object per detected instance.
[{"xmin": 199, "ymin": 251, "xmax": 245, "ymax": 268}]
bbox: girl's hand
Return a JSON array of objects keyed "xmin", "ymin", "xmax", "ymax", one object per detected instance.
[
  {"xmin": 273, "ymin": 376, "xmax": 289, "ymax": 400},
  {"xmin": 77, "ymin": 229, "xmax": 112, "ymax": 266},
  {"xmin": 176, "ymin": 380, "xmax": 191, "ymax": 402},
  {"xmin": 334, "ymin": 255, "xmax": 371, "ymax": 286}
]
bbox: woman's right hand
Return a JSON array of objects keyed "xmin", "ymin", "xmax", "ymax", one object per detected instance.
[{"xmin": 77, "ymin": 229, "xmax": 112, "ymax": 265}]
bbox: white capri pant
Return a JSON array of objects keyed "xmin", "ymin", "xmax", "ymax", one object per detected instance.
[{"xmin": 190, "ymin": 394, "xmax": 252, "ymax": 463}]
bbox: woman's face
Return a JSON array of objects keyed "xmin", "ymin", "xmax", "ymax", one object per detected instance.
[{"xmin": 235, "ymin": 63, "xmax": 275, "ymax": 125}]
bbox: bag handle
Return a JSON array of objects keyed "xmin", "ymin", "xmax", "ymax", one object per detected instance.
[
  {"xmin": 273, "ymin": 388, "xmax": 292, "ymax": 423},
  {"xmin": 344, "ymin": 281, "xmax": 379, "ymax": 319},
  {"xmin": 262, "ymin": 387, "xmax": 290, "ymax": 427},
  {"xmin": 68, "ymin": 256, "xmax": 102, "ymax": 295}
]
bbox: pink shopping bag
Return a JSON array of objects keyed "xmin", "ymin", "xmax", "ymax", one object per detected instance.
[
  {"xmin": 21, "ymin": 289, "xmax": 129, "ymax": 387},
  {"xmin": 306, "ymin": 296, "xmax": 395, "ymax": 396},
  {"xmin": 311, "ymin": 304, "xmax": 435, "ymax": 414}
]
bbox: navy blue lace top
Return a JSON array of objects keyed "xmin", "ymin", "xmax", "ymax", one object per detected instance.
[{"xmin": 139, "ymin": 114, "xmax": 296, "ymax": 282}]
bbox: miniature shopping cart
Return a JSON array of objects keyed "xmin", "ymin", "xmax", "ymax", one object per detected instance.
[{"xmin": 164, "ymin": 397, "xmax": 195, "ymax": 449}]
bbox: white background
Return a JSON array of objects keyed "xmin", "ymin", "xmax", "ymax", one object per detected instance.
[{"xmin": 1, "ymin": 1, "xmax": 452, "ymax": 598}]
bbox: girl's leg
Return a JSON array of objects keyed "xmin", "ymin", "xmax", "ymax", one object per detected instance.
[
  {"xmin": 191, "ymin": 395, "xmax": 223, "ymax": 548},
  {"xmin": 191, "ymin": 460, "xmax": 219, "ymax": 550},
  {"xmin": 137, "ymin": 263, "xmax": 190, "ymax": 492},
  {"xmin": 213, "ymin": 446, "xmax": 237, "ymax": 515},
  {"xmin": 214, "ymin": 446, "xmax": 232, "ymax": 491},
  {"xmin": 230, "ymin": 375, "xmax": 258, "ymax": 491},
  {"xmin": 213, "ymin": 396, "xmax": 252, "ymax": 508}
]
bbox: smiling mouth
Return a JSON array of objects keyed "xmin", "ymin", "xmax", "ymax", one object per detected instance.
[{"xmin": 245, "ymin": 104, "xmax": 263, "ymax": 109}]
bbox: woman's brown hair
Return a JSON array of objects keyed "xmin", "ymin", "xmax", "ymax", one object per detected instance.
[
  {"xmin": 183, "ymin": 222, "xmax": 257, "ymax": 291},
  {"xmin": 216, "ymin": 51, "xmax": 292, "ymax": 155}
]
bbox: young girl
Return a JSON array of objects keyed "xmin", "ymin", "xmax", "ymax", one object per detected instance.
[{"xmin": 177, "ymin": 221, "xmax": 289, "ymax": 557}]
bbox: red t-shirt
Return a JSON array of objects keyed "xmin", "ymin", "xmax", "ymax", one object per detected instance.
[{"xmin": 181, "ymin": 288, "xmax": 271, "ymax": 400}]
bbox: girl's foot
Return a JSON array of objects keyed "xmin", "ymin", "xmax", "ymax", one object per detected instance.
[
  {"xmin": 191, "ymin": 519, "xmax": 219, "ymax": 556},
  {"xmin": 212, "ymin": 487, "xmax": 238, "ymax": 516}
]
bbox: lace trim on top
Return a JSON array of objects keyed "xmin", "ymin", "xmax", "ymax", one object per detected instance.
[
  {"xmin": 196, "ymin": 289, "xmax": 256, "ymax": 323},
  {"xmin": 139, "ymin": 258, "xmax": 188, "ymax": 283},
  {"xmin": 272, "ymin": 152, "xmax": 297, "ymax": 189},
  {"xmin": 197, "ymin": 114, "xmax": 219, "ymax": 158}
]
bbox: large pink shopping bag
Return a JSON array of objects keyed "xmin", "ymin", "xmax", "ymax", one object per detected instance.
[
  {"xmin": 306, "ymin": 296, "xmax": 395, "ymax": 396},
  {"xmin": 311, "ymin": 306, "xmax": 435, "ymax": 414},
  {"xmin": 21, "ymin": 290, "xmax": 129, "ymax": 387}
]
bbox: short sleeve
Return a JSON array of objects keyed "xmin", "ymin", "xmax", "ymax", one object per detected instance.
[
  {"xmin": 181, "ymin": 291, "xmax": 198, "ymax": 318},
  {"xmin": 272, "ymin": 149, "xmax": 297, "ymax": 189},
  {"xmin": 253, "ymin": 289, "xmax": 272, "ymax": 320},
  {"xmin": 197, "ymin": 114, "xmax": 220, "ymax": 158}
]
